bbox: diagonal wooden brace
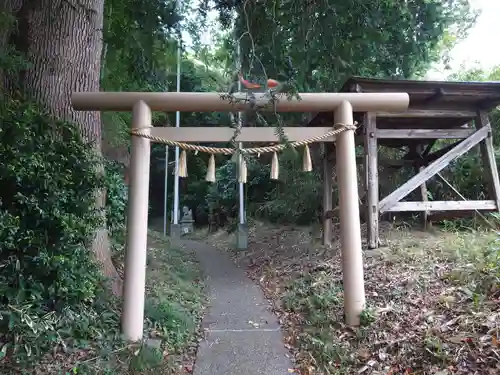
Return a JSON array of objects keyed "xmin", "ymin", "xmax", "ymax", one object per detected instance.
[{"xmin": 379, "ymin": 125, "xmax": 491, "ymax": 213}]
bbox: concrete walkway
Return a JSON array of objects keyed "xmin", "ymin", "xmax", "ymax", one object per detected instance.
[{"xmin": 182, "ymin": 240, "xmax": 293, "ymax": 375}]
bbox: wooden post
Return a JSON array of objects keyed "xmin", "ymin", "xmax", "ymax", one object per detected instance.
[
  {"xmin": 415, "ymin": 144, "xmax": 430, "ymax": 229},
  {"xmin": 122, "ymin": 101, "xmax": 152, "ymax": 341},
  {"xmin": 363, "ymin": 113, "xmax": 378, "ymax": 249},
  {"xmin": 475, "ymin": 111, "xmax": 500, "ymax": 212},
  {"xmin": 322, "ymin": 143, "xmax": 333, "ymax": 246},
  {"xmin": 336, "ymin": 101, "xmax": 366, "ymax": 326}
]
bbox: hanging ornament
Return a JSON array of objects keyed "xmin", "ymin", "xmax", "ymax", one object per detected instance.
[
  {"xmin": 177, "ymin": 150, "xmax": 188, "ymax": 177},
  {"xmin": 303, "ymin": 145, "xmax": 312, "ymax": 172},
  {"xmin": 206, "ymin": 154, "xmax": 216, "ymax": 182},
  {"xmin": 270, "ymin": 152, "xmax": 279, "ymax": 180}
]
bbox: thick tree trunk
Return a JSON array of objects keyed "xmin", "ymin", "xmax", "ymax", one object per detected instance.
[{"xmin": 5, "ymin": 0, "xmax": 122, "ymax": 295}]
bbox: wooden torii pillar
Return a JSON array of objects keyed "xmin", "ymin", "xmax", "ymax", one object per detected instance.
[{"xmin": 72, "ymin": 91, "xmax": 409, "ymax": 341}]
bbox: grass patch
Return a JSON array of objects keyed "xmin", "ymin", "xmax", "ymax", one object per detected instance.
[
  {"xmin": 1, "ymin": 230, "xmax": 205, "ymax": 375},
  {"xmin": 205, "ymin": 222, "xmax": 500, "ymax": 375}
]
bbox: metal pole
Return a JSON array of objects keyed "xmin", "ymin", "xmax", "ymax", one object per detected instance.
[
  {"xmin": 236, "ymin": 34, "xmax": 245, "ymax": 225},
  {"xmin": 163, "ymin": 145, "xmax": 169, "ymax": 236},
  {"xmin": 122, "ymin": 101, "xmax": 152, "ymax": 341},
  {"xmin": 172, "ymin": 0, "xmax": 182, "ymax": 225}
]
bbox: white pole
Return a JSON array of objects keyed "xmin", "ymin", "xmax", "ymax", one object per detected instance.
[
  {"xmin": 335, "ymin": 100, "xmax": 366, "ymax": 326},
  {"xmin": 172, "ymin": 0, "xmax": 182, "ymax": 225},
  {"xmin": 238, "ymin": 140, "xmax": 244, "ymax": 224},
  {"xmin": 236, "ymin": 32, "xmax": 245, "ymax": 225},
  {"xmin": 122, "ymin": 101, "xmax": 152, "ymax": 341},
  {"xmin": 163, "ymin": 145, "xmax": 169, "ymax": 236}
]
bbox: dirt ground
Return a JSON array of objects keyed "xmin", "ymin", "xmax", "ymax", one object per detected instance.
[{"xmin": 202, "ymin": 221, "xmax": 500, "ymax": 375}]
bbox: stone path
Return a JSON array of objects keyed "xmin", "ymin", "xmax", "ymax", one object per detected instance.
[{"xmin": 182, "ymin": 240, "xmax": 293, "ymax": 375}]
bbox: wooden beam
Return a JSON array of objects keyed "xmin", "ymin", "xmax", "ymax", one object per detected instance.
[
  {"xmin": 363, "ymin": 113, "xmax": 378, "ymax": 249},
  {"xmin": 148, "ymin": 126, "xmax": 339, "ymax": 143},
  {"xmin": 415, "ymin": 145, "xmax": 429, "ymax": 229},
  {"xmin": 475, "ymin": 111, "xmax": 500, "ymax": 212},
  {"xmin": 375, "ymin": 109, "xmax": 476, "ymax": 118},
  {"xmin": 423, "ymin": 88, "xmax": 445, "ymax": 104},
  {"xmin": 72, "ymin": 91, "xmax": 410, "ymax": 112},
  {"xmin": 386, "ymin": 200, "xmax": 496, "ymax": 212},
  {"xmin": 376, "ymin": 128, "xmax": 474, "ymax": 139},
  {"xmin": 379, "ymin": 126, "xmax": 490, "ymax": 213}
]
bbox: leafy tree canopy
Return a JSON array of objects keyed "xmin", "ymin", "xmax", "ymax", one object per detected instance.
[{"xmin": 207, "ymin": 0, "xmax": 476, "ymax": 91}]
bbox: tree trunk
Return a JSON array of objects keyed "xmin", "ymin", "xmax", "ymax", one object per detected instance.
[{"xmin": 6, "ymin": 0, "xmax": 122, "ymax": 295}]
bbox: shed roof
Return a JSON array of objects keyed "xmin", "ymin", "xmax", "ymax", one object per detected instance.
[
  {"xmin": 340, "ymin": 76, "xmax": 500, "ymax": 108},
  {"xmin": 307, "ymin": 77, "xmax": 500, "ymax": 148}
]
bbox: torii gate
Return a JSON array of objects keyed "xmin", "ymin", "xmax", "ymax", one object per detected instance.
[{"xmin": 72, "ymin": 91, "xmax": 409, "ymax": 341}]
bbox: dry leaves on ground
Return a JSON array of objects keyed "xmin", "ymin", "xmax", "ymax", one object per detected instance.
[{"xmin": 205, "ymin": 222, "xmax": 500, "ymax": 375}]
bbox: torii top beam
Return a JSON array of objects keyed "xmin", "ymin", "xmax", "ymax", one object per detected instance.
[{"xmin": 71, "ymin": 92, "xmax": 409, "ymax": 113}]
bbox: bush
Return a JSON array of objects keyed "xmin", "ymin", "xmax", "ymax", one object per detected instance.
[
  {"xmin": 0, "ymin": 98, "xmax": 109, "ymax": 364},
  {"xmin": 204, "ymin": 156, "xmax": 274, "ymax": 230},
  {"xmin": 104, "ymin": 160, "xmax": 128, "ymax": 236},
  {"xmin": 251, "ymin": 149, "xmax": 322, "ymax": 225}
]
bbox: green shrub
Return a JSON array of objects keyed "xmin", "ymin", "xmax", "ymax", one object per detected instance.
[
  {"xmin": 104, "ymin": 160, "xmax": 128, "ymax": 242},
  {"xmin": 0, "ymin": 98, "xmax": 109, "ymax": 364},
  {"xmin": 252, "ymin": 150, "xmax": 322, "ymax": 225},
  {"xmin": 204, "ymin": 150, "xmax": 322, "ymax": 227},
  {"xmin": 205, "ymin": 157, "xmax": 271, "ymax": 230}
]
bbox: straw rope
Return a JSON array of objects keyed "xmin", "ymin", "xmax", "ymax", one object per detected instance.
[{"xmin": 130, "ymin": 122, "xmax": 357, "ymax": 155}]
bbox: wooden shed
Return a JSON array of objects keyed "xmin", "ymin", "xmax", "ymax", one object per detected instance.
[{"xmin": 309, "ymin": 76, "xmax": 500, "ymax": 249}]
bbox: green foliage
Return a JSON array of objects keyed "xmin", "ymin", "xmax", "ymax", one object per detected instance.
[
  {"xmin": 284, "ymin": 273, "xmax": 343, "ymax": 326},
  {"xmin": 283, "ymin": 272, "xmax": 349, "ymax": 371},
  {"xmin": 100, "ymin": 0, "xmax": 180, "ymax": 149},
  {"xmin": 442, "ymin": 230, "xmax": 500, "ymax": 299},
  {"xmin": 202, "ymin": 151, "xmax": 322, "ymax": 227},
  {"xmin": 212, "ymin": 0, "xmax": 476, "ymax": 89},
  {"xmin": 0, "ymin": 99, "xmax": 104, "ymax": 306},
  {"xmin": 254, "ymin": 150, "xmax": 322, "ymax": 225},
  {"xmin": 0, "ymin": 97, "xmax": 109, "ymax": 364},
  {"xmin": 144, "ymin": 233, "xmax": 204, "ymax": 350},
  {"xmin": 204, "ymin": 157, "xmax": 273, "ymax": 227},
  {"xmin": 104, "ymin": 160, "xmax": 128, "ymax": 238}
]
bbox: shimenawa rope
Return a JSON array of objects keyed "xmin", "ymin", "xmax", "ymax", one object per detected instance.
[
  {"xmin": 129, "ymin": 122, "xmax": 357, "ymax": 181},
  {"xmin": 130, "ymin": 122, "xmax": 357, "ymax": 154}
]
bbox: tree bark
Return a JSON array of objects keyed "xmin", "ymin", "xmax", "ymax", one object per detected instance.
[{"xmin": 5, "ymin": 0, "xmax": 122, "ymax": 295}]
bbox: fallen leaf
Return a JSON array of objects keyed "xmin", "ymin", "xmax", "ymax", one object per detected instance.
[{"xmin": 357, "ymin": 348, "xmax": 371, "ymax": 361}]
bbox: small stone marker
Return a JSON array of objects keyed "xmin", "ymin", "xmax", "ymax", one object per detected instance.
[{"xmin": 180, "ymin": 206, "xmax": 194, "ymax": 235}]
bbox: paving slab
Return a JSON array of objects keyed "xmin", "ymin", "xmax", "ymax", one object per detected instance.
[
  {"xmin": 194, "ymin": 330, "xmax": 292, "ymax": 375},
  {"xmin": 182, "ymin": 240, "xmax": 293, "ymax": 375}
]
